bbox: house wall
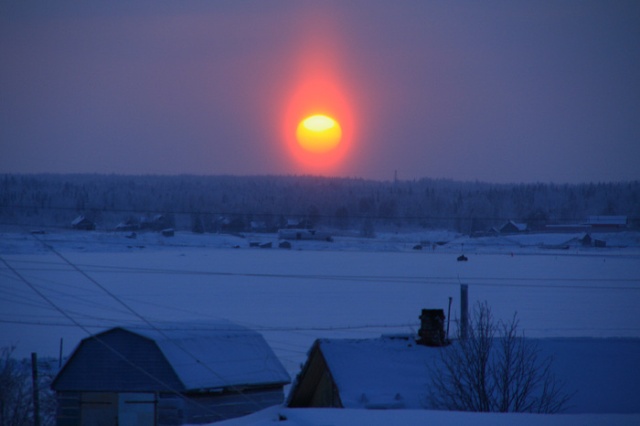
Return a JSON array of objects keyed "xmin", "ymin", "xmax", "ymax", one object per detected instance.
[
  {"xmin": 183, "ymin": 387, "xmax": 285, "ymax": 424},
  {"xmin": 309, "ymin": 370, "xmax": 338, "ymax": 407},
  {"xmin": 288, "ymin": 345, "xmax": 342, "ymax": 408}
]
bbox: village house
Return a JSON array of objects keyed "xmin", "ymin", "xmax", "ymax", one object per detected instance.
[
  {"xmin": 51, "ymin": 322, "xmax": 290, "ymax": 425},
  {"xmin": 287, "ymin": 309, "xmax": 448, "ymax": 409},
  {"xmin": 499, "ymin": 220, "xmax": 528, "ymax": 234},
  {"xmin": 287, "ymin": 313, "xmax": 640, "ymax": 413}
]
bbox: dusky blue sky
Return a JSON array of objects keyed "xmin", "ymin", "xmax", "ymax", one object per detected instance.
[{"xmin": 1, "ymin": 1, "xmax": 639, "ymax": 183}]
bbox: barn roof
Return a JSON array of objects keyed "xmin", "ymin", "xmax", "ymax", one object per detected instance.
[
  {"xmin": 53, "ymin": 321, "xmax": 290, "ymax": 392},
  {"xmin": 130, "ymin": 322, "xmax": 290, "ymax": 390}
]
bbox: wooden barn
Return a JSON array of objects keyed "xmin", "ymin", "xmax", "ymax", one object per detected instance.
[{"xmin": 51, "ymin": 322, "xmax": 290, "ymax": 426}]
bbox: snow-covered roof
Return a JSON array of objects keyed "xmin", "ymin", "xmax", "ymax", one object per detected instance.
[
  {"xmin": 301, "ymin": 337, "xmax": 640, "ymax": 413},
  {"xmin": 587, "ymin": 215, "xmax": 627, "ymax": 225},
  {"xmin": 502, "ymin": 220, "xmax": 528, "ymax": 232},
  {"xmin": 71, "ymin": 215, "xmax": 88, "ymax": 225},
  {"xmin": 314, "ymin": 337, "xmax": 436, "ymax": 409},
  {"xmin": 113, "ymin": 321, "xmax": 290, "ymax": 390}
]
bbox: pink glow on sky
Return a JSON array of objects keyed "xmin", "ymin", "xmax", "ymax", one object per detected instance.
[{"xmin": 1, "ymin": 1, "xmax": 639, "ymax": 183}]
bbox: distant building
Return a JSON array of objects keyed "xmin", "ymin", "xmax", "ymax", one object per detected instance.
[
  {"xmin": 499, "ymin": 220, "xmax": 527, "ymax": 234},
  {"xmin": 250, "ymin": 221, "xmax": 268, "ymax": 232},
  {"xmin": 115, "ymin": 218, "xmax": 139, "ymax": 232},
  {"xmin": 70, "ymin": 215, "xmax": 95, "ymax": 231},
  {"xmin": 545, "ymin": 216, "xmax": 628, "ymax": 234},
  {"xmin": 544, "ymin": 224, "xmax": 590, "ymax": 233},
  {"xmin": 51, "ymin": 322, "xmax": 290, "ymax": 425},
  {"xmin": 587, "ymin": 216, "xmax": 627, "ymax": 230},
  {"xmin": 278, "ymin": 229, "xmax": 333, "ymax": 242},
  {"xmin": 285, "ymin": 218, "xmax": 311, "ymax": 229},
  {"xmin": 140, "ymin": 214, "xmax": 171, "ymax": 231}
]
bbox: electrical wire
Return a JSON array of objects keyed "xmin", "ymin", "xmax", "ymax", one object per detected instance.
[
  {"xmin": 28, "ymin": 233, "xmax": 283, "ymax": 412},
  {"xmin": 0, "ymin": 255, "xmax": 225, "ymax": 418},
  {"xmin": 6, "ymin": 258, "xmax": 640, "ymax": 291}
]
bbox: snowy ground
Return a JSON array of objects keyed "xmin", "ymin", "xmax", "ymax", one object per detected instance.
[
  {"xmin": 212, "ymin": 406, "xmax": 640, "ymax": 426},
  {"xmin": 1, "ymin": 229, "xmax": 639, "ymax": 423}
]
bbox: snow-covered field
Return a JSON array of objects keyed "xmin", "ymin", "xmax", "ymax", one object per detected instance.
[{"xmin": 1, "ymin": 229, "xmax": 639, "ymax": 423}]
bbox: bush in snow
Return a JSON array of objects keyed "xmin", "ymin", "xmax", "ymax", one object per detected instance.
[
  {"xmin": 430, "ymin": 302, "xmax": 572, "ymax": 413},
  {"xmin": 0, "ymin": 347, "xmax": 56, "ymax": 426}
]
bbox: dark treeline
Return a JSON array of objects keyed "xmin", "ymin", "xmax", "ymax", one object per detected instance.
[{"xmin": 1, "ymin": 174, "xmax": 639, "ymax": 233}]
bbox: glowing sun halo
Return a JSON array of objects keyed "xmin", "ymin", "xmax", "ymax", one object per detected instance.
[{"xmin": 296, "ymin": 114, "xmax": 342, "ymax": 154}]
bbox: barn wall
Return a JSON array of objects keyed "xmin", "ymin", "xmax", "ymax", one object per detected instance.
[
  {"xmin": 184, "ymin": 387, "xmax": 285, "ymax": 424},
  {"xmin": 55, "ymin": 392, "xmax": 81, "ymax": 426},
  {"xmin": 56, "ymin": 392, "xmax": 158, "ymax": 426},
  {"xmin": 157, "ymin": 393, "xmax": 183, "ymax": 426}
]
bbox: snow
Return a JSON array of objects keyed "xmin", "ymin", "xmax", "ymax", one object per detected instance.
[
  {"xmin": 1, "ymin": 229, "xmax": 639, "ymax": 423},
  {"xmin": 312, "ymin": 337, "xmax": 433, "ymax": 409},
  {"xmin": 210, "ymin": 405, "xmax": 640, "ymax": 426},
  {"xmin": 120, "ymin": 322, "xmax": 290, "ymax": 390}
]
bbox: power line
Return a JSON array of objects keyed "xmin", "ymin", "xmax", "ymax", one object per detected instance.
[
  {"xmin": 6, "ymin": 258, "xmax": 640, "ymax": 291},
  {"xmin": 4, "ymin": 203, "xmax": 639, "ymax": 224},
  {"xmin": 0, "ymin": 255, "xmax": 224, "ymax": 418},
  {"xmin": 28, "ymin": 234, "xmax": 278, "ymax": 412}
]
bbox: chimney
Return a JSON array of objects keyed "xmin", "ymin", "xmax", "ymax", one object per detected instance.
[{"xmin": 418, "ymin": 309, "xmax": 447, "ymax": 346}]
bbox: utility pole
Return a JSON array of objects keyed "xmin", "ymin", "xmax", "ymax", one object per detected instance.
[
  {"xmin": 460, "ymin": 284, "xmax": 469, "ymax": 340},
  {"xmin": 31, "ymin": 352, "xmax": 41, "ymax": 426},
  {"xmin": 59, "ymin": 338, "xmax": 64, "ymax": 368},
  {"xmin": 446, "ymin": 296, "xmax": 453, "ymax": 340}
]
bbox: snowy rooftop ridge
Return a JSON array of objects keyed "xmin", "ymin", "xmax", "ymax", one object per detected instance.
[{"xmin": 102, "ymin": 321, "xmax": 291, "ymax": 391}]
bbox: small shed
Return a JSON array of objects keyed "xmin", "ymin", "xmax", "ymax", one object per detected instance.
[{"xmin": 51, "ymin": 322, "xmax": 290, "ymax": 425}]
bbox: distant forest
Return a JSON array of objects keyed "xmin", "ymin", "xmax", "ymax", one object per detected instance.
[{"xmin": 1, "ymin": 174, "xmax": 639, "ymax": 234}]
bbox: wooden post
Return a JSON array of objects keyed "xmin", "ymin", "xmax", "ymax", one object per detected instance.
[
  {"xmin": 31, "ymin": 352, "xmax": 41, "ymax": 426},
  {"xmin": 460, "ymin": 284, "xmax": 469, "ymax": 340},
  {"xmin": 59, "ymin": 338, "xmax": 64, "ymax": 368},
  {"xmin": 446, "ymin": 296, "xmax": 452, "ymax": 340}
]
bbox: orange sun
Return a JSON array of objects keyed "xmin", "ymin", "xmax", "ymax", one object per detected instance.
[{"xmin": 296, "ymin": 114, "xmax": 342, "ymax": 154}]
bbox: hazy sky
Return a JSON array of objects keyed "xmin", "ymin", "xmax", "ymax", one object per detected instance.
[{"xmin": 1, "ymin": 1, "xmax": 639, "ymax": 183}]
